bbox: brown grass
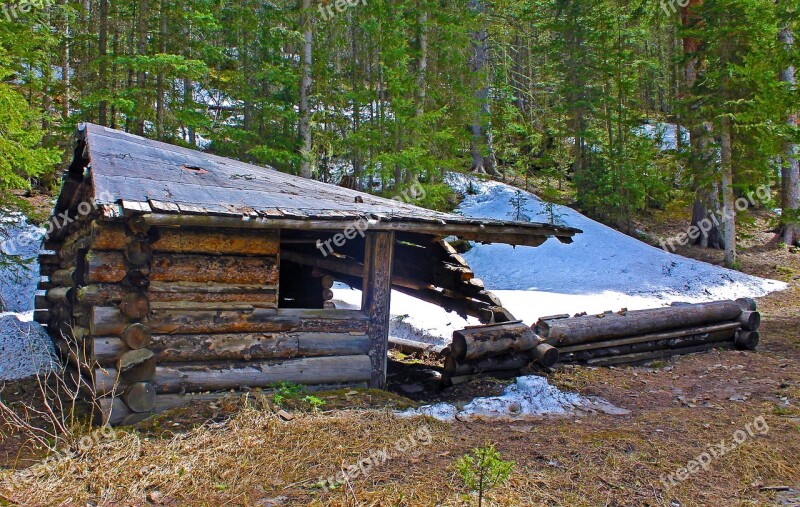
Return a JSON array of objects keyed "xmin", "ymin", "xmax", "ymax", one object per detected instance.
[{"xmin": 2, "ymin": 206, "xmax": 800, "ymax": 506}]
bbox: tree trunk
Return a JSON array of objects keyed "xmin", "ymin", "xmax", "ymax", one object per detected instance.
[
  {"xmin": 61, "ymin": 0, "xmax": 70, "ymax": 119},
  {"xmin": 298, "ymin": 0, "xmax": 313, "ymax": 178},
  {"xmin": 135, "ymin": 0, "xmax": 149, "ymax": 136},
  {"xmin": 719, "ymin": 24, "xmax": 736, "ymax": 267},
  {"xmin": 682, "ymin": 0, "xmax": 722, "ymax": 249},
  {"xmin": 155, "ymin": 0, "xmax": 167, "ymax": 140},
  {"xmin": 779, "ymin": 24, "xmax": 800, "ymax": 245},
  {"xmin": 720, "ymin": 114, "xmax": 736, "ymax": 266},
  {"xmin": 98, "ymin": 0, "xmax": 109, "ymax": 125},
  {"xmin": 467, "ymin": 0, "xmax": 499, "ymax": 177}
]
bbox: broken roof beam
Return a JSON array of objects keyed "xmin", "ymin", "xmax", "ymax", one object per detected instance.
[{"xmin": 132, "ymin": 213, "xmax": 577, "ymax": 247}]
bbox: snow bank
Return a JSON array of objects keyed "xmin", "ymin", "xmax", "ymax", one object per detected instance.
[
  {"xmin": 0, "ymin": 216, "xmax": 55, "ymax": 381},
  {"xmin": 0, "ymin": 215, "xmax": 44, "ymax": 313},
  {"xmin": 0, "ymin": 313, "xmax": 56, "ymax": 381},
  {"xmin": 451, "ymin": 175, "xmax": 785, "ymax": 299},
  {"xmin": 334, "ymin": 175, "xmax": 785, "ymax": 348},
  {"xmin": 397, "ymin": 375, "xmax": 628, "ymax": 422}
]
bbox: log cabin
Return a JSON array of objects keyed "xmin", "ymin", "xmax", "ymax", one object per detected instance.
[{"xmin": 36, "ymin": 123, "xmax": 580, "ymax": 425}]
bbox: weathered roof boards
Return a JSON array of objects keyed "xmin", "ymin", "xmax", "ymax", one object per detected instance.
[{"xmin": 38, "ymin": 124, "xmax": 578, "ymax": 425}]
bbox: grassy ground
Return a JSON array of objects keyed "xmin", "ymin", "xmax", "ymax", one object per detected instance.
[{"xmin": 1, "ymin": 198, "xmax": 799, "ymax": 506}]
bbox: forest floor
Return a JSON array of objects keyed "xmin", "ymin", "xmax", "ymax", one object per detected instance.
[{"xmin": 1, "ymin": 193, "xmax": 800, "ymax": 507}]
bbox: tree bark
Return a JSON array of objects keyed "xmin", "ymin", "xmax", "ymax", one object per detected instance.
[
  {"xmin": 720, "ymin": 113, "xmax": 736, "ymax": 266},
  {"xmin": 779, "ymin": 23, "xmax": 800, "ymax": 245},
  {"xmin": 467, "ymin": 0, "xmax": 499, "ymax": 177},
  {"xmin": 135, "ymin": 0, "xmax": 149, "ymax": 136},
  {"xmin": 298, "ymin": 0, "xmax": 313, "ymax": 178},
  {"xmin": 61, "ymin": 0, "xmax": 70, "ymax": 119},
  {"xmin": 98, "ymin": 0, "xmax": 109, "ymax": 125},
  {"xmin": 683, "ymin": 0, "xmax": 722, "ymax": 249}
]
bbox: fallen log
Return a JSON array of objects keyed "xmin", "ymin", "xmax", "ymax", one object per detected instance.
[
  {"xmin": 737, "ymin": 298, "xmax": 757, "ymax": 311},
  {"xmin": 451, "ymin": 322, "xmax": 541, "ymax": 361},
  {"xmin": 536, "ymin": 300, "xmax": 744, "ymax": 346},
  {"xmin": 559, "ymin": 329, "xmax": 736, "ymax": 362},
  {"xmin": 444, "ymin": 353, "xmax": 533, "ymax": 376},
  {"xmin": 585, "ymin": 341, "xmax": 736, "ymax": 366},
  {"xmin": 388, "ymin": 337, "xmax": 449, "ymax": 357},
  {"xmin": 530, "ymin": 342, "xmax": 559, "ymax": 368},
  {"xmin": 556, "ymin": 322, "xmax": 741, "ymax": 353}
]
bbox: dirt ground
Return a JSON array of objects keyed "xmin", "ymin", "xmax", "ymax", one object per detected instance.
[{"xmin": 0, "ymin": 207, "xmax": 799, "ymax": 506}]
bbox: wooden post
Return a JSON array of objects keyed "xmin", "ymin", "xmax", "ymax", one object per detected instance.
[{"xmin": 362, "ymin": 231, "xmax": 394, "ymax": 389}]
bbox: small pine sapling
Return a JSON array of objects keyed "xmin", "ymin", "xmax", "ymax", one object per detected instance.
[{"xmin": 455, "ymin": 443, "xmax": 514, "ymax": 507}]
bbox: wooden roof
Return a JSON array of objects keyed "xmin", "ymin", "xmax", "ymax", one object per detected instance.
[{"xmin": 68, "ymin": 123, "xmax": 580, "ymax": 246}]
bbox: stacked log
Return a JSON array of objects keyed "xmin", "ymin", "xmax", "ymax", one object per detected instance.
[
  {"xmin": 441, "ymin": 321, "xmax": 559, "ymax": 384},
  {"xmin": 42, "ymin": 218, "xmax": 375, "ymax": 426},
  {"xmin": 535, "ymin": 298, "xmax": 761, "ymax": 366}
]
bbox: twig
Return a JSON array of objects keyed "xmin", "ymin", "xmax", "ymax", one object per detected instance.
[{"xmin": 0, "ymin": 490, "xmax": 20, "ymax": 505}]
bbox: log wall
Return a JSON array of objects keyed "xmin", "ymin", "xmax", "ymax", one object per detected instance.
[{"xmin": 41, "ymin": 218, "xmax": 380, "ymax": 426}]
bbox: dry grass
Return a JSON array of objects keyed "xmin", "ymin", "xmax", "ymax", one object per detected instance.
[
  {"xmin": 2, "ymin": 206, "xmax": 800, "ymax": 506},
  {"xmin": 2, "ymin": 388, "xmax": 799, "ymax": 506}
]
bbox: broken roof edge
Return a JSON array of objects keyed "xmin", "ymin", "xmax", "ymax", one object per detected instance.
[{"xmin": 111, "ymin": 212, "xmax": 576, "ymax": 247}]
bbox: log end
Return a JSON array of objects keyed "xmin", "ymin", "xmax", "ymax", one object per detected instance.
[
  {"xmin": 736, "ymin": 297, "xmax": 758, "ymax": 312},
  {"xmin": 532, "ymin": 343, "xmax": 559, "ymax": 368},
  {"xmin": 735, "ymin": 330, "xmax": 760, "ymax": 351}
]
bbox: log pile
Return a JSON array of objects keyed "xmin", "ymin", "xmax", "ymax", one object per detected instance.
[
  {"xmin": 535, "ymin": 298, "xmax": 761, "ymax": 366},
  {"xmin": 441, "ymin": 321, "xmax": 559, "ymax": 384},
  {"xmin": 39, "ymin": 217, "xmax": 373, "ymax": 426},
  {"xmin": 406, "ymin": 298, "xmax": 763, "ymax": 384}
]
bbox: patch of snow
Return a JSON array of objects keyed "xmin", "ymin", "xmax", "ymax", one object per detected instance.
[
  {"xmin": 397, "ymin": 375, "xmax": 628, "ymax": 422},
  {"xmin": 0, "ymin": 314, "xmax": 56, "ymax": 381},
  {"xmin": 331, "ymin": 285, "xmax": 476, "ymax": 349},
  {"xmin": 0, "ymin": 215, "xmax": 45, "ymax": 313},
  {"xmin": 1, "ymin": 216, "xmax": 55, "ymax": 380},
  {"xmin": 636, "ymin": 121, "xmax": 689, "ymax": 151}
]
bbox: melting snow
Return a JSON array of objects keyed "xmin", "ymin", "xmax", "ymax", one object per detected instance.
[
  {"xmin": 397, "ymin": 376, "xmax": 629, "ymax": 421},
  {"xmin": 331, "ymin": 174, "xmax": 786, "ymax": 349},
  {"xmin": 0, "ymin": 216, "xmax": 56, "ymax": 381}
]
